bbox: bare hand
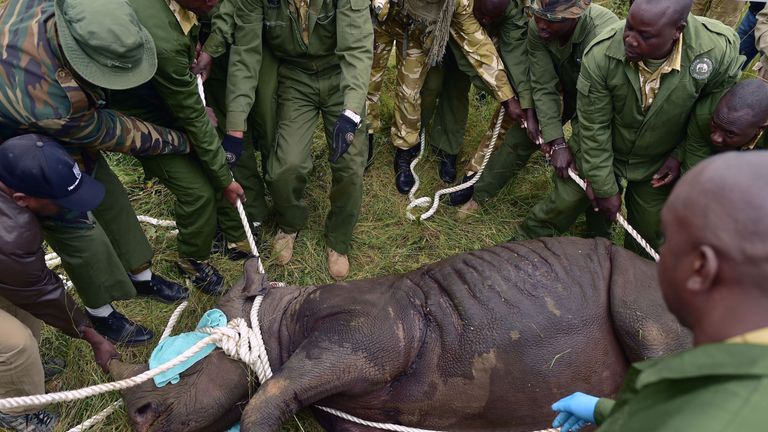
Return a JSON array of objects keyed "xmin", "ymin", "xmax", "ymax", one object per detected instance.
[
  {"xmin": 524, "ymin": 108, "xmax": 542, "ymax": 145},
  {"xmin": 191, "ymin": 51, "xmax": 213, "ymax": 81},
  {"xmin": 549, "ymin": 139, "xmax": 574, "ymax": 179},
  {"xmin": 503, "ymin": 97, "xmax": 526, "ymax": 125},
  {"xmin": 205, "ymin": 107, "xmax": 218, "ymax": 128},
  {"xmin": 81, "ymin": 327, "xmax": 120, "ymax": 373},
  {"xmin": 223, "ymin": 180, "xmax": 246, "ymax": 206},
  {"xmin": 594, "ymin": 192, "xmax": 622, "ymax": 222},
  {"xmin": 651, "ymin": 157, "xmax": 681, "ymax": 188}
]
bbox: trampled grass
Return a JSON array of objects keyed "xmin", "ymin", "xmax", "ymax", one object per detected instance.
[{"xmin": 22, "ymin": 1, "xmax": 641, "ymax": 431}]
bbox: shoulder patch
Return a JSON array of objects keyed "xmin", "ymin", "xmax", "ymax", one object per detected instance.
[{"xmin": 690, "ymin": 57, "xmax": 714, "ymax": 80}]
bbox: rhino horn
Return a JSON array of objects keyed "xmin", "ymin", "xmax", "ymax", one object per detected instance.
[{"xmin": 109, "ymin": 359, "xmax": 149, "ymax": 381}]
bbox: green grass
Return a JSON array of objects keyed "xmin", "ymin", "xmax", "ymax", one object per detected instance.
[{"xmin": 32, "ymin": 2, "xmax": 634, "ymax": 431}]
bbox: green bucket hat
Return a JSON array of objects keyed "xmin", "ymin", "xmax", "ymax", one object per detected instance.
[
  {"xmin": 54, "ymin": 0, "xmax": 157, "ymax": 90},
  {"xmin": 529, "ymin": 0, "xmax": 592, "ymax": 21}
]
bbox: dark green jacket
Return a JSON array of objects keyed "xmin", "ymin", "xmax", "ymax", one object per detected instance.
[
  {"xmin": 528, "ymin": 5, "xmax": 618, "ymax": 144},
  {"xmin": 682, "ymin": 98, "xmax": 767, "ymax": 171},
  {"xmin": 203, "ymin": 0, "xmax": 238, "ymax": 59},
  {"xmin": 594, "ymin": 343, "xmax": 768, "ymax": 432},
  {"xmin": 491, "ymin": 0, "xmax": 533, "ymax": 108},
  {"xmin": 113, "ymin": 0, "xmax": 232, "ymax": 189},
  {"xmin": 226, "ymin": 0, "xmax": 373, "ymax": 131},
  {"xmin": 577, "ymin": 16, "xmax": 742, "ymax": 197}
]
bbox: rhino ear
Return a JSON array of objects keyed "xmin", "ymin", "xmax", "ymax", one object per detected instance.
[{"xmin": 241, "ymin": 258, "xmax": 270, "ymax": 298}]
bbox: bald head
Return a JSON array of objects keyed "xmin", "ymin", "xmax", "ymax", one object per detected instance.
[
  {"xmin": 659, "ymin": 152, "xmax": 768, "ymax": 343},
  {"xmin": 630, "ymin": 0, "xmax": 692, "ymax": 26},
  {"xmin": 718, "ymin": 79, "xmax": 768, "ymax": 125},
  {"xmin": 473, "ymin": 0, "xmax": 510, "ymax": 28}
]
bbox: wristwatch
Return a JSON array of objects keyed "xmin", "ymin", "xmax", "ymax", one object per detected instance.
[{"xmin": 343, "ymin": 109, "xmax": 361, "ymax": 126}]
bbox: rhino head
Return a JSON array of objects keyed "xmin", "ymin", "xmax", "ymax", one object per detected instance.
[{"xmin": 111, "ymin": 259, "xmax": 268, "ymax": 432}]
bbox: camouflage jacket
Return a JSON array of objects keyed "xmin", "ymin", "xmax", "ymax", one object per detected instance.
[{"xmin": 0, "ymin": 0, "xmax": 190, "ymax": 159}]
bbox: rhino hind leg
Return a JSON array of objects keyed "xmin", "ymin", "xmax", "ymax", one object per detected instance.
[{"xmin": 608, "ymin": 246, "xmax": 693, "ymax": 362}]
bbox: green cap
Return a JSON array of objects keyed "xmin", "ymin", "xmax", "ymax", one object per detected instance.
[
  {"xmin": 54, "ymin": 0, "xmax": 157, "ymax": 90},
  {"xmin": 530, "ymin": 0, "xmax": 591, "ymax": 21}
]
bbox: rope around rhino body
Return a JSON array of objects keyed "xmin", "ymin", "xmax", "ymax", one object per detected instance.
[
  {"xmin": 406, "ymin": 107, "xmax": 506, "ymax": 221},
  {"xmin": 16, "ymin": 199, "xmax": 560, "ymax": 432}
]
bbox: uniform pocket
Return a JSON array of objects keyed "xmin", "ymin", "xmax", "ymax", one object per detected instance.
[{"xmin": 349, "ymin": 0, "xmax": 368, "ymax": 10}]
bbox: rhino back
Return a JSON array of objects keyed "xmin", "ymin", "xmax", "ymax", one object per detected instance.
[{"xmin": 327, "ymin": 237, "xmax": 631, "ymax": 431}]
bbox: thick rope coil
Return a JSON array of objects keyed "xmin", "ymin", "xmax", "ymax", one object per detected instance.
[
  {"xmin": 565, "ymin": 169, "xmax": 660, "ymax": 261},
  {"xmin": 407, "ymin": 107, "xmax": 506, "ymax": 221}
]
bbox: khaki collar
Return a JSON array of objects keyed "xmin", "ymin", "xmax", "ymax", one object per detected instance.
[
  {"xmin": 636, "ymin": 34, "xmax": 683, "ymax": 74},
  {"xmin": 727, "ymin": 326, "xmax": 768, "ymax": 345},
  {"xmin": 166, "ymin": 0, "xmax": 198, "ymax": 35}
]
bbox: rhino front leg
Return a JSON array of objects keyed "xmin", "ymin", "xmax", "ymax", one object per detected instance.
[{"xmin": 240, "ymin": 338, "xmax": 406, "ymax": 432}]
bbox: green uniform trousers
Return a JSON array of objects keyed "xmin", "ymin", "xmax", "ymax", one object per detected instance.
[
  {"xmin": 472, "ymin": 124, "xmax": 539, "ymax": 202},
  {"xmin": 206, "ymin": 47, "xmax": 279, "ymax": 226},
  {"xmin": 519, "ymin": 173, "xmax": 611, "ymax": 241},
  {"xmin": 140, "ymin": 155, "xmax": 228, "ymax": 261},
  {"xmin": 520, "ymin": 175, "xmax": 670, "ymax": 258},
  {"xmin": 267, "ymin": 64, "xmax": 367, "ymax": 255},
  {"xmin": 420, "ymin": 48, "xmax": 471, "ymax": 156},
  {"xmin": 41, "ymin": 156, "xmax": 148, "ymax": 308}
]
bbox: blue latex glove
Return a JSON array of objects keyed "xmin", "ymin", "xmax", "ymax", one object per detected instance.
[
  {"xmin": 222, "ymin": 134, "xmax": 244, "ymax": 167},
  {"xmin": 227, "ymin": 423, "xmax": 240, "ymax": 432},
  {"xmin": 330, "ymin": 112, "xmax": 358, "ymax": 163},
  {"xmin": 552, "ymin": 392, "xmax": 600, "ymax": 432},
  {"xmin": 149, "ymin": 309, "xmax": 228, "ymax": 387}
]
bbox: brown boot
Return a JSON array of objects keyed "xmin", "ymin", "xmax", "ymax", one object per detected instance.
[
  {"xmin": 327, "ymin": 248, "xmax": 349, "ymax": 281},
  {"xmin": 456, "ymin": 199, "xmax": 480, "ymax": 220},
  {"xmin": 273, "ymin": 231, "xmax": 297, "ymax": 265}
]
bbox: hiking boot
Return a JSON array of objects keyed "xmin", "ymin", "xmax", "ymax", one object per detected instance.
[
  {"xmin": 87, "ymin": 309, "xmax": 154, "ymax": 346},
  {"xmin": 393, "ymin": 146, "xmax": 420, "ymax": 194},
  {"xmin": 273, "ymin": 231, "xmax": 298, "ymax": 265},
  {"xmin": 456, "ymin": 198, "xmax": 480, "ymax": 220},
  {"xmin": 133, "ymin": 274, "xmax": 189, "ymax": 304},
  {"xmin": 42, "ymin": 358, "xmax": 66, "ymax": 382},
  {"xmin": 176, "ymin": 258, "xmax": 225, "ymax": 296},
  {"xmin": 438, "ymin": 151, "xmax": 458, "ymax": 183},
  {"xmin": 327, "ymin": 249, "xmax": 349, "ymax": 281},
  {"xmin": 448, "ymin": 173, "xmax": 476, "ymax": 206},
  {"xmin": 0, "ymin": 409, "xmax": 57, "ymax": 432},
  {"xmin": 365, "ymin": 133, "xmax": 375, "ymax": 171}
]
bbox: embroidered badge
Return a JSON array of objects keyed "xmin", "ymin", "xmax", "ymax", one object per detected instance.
[{"xmin": 690, "ymin": 57, "xmax": 714, "ymax": 80}]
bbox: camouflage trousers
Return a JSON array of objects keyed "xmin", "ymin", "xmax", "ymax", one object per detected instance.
[
  {"xmin": 366, "ymin": 14, "xmax": 433, "ymax": 149},
  {"xmin": 691, "ymin": 0, "xmax": 745, "ymax": 28}
]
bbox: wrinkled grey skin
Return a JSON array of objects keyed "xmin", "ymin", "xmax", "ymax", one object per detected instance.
[{"xmin": 112, "ymin": 237, "xmax": 691, "ymax": 432}]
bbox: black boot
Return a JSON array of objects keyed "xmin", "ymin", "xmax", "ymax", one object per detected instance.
[
  {"xmin": 438, "ymin": 151, "xmax": 458, "ymax": 183},
  {"xmin": 133, "ymin": 274, "xmax": 189, "ymax": 304},
  {"xmin": 176, "ymin": 258, "xmax": 225, "ymax": 296},
  {"xmin": 87, "ymin": 309, "xmax": 154, "ymax": 346},
  {"xmin": 448, "ymin": 173, "xmax": 476, "ymax": 206},
  {"xmin": 365, "ymin": 133, "xmax": 375, "ymax": 171},
  {"xmin": 394, "ymin": 146, "xmax": 420, "ymax": 194}
]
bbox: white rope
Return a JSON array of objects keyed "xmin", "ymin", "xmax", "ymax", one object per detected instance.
[
  {"xmin": 565, "ymin": 169, "xmax": 660, "ymax": 262},
  {"xmin": 65, "ymin": 401, "xmax": 121, "ymax": 432},
  {"xmin": 136, "ymin": 215, "xmax": 177, "ymax": 228},
  {"xmin": 406, "ymin": 107, "xmax": 506, "ymax": 221}
]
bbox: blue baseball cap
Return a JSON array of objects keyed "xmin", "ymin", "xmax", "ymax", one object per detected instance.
[{"xmin": 0, "ymin": 135, "xmax": 105, "ymax": 212}]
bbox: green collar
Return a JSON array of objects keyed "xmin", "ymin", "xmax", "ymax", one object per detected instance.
[
  {"xmin": 633, "ymin": 343, "xmax": 768, "ymax": 390},
  {"xmin": 605, "ymin": 14, "xmax": 717, "ymax": 63}
]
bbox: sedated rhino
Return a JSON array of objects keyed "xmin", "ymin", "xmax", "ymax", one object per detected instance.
[{"xmin": 111, "ymin": 237, "xmax": 691, "ymax": 432}]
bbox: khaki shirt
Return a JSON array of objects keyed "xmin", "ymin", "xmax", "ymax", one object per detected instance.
[{"xmin": 635, "ymin": 35, "xmax": 683, "ymax": 112}]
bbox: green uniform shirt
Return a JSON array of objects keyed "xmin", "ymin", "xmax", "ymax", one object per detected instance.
[
  {"xmin": 593, "ymin": 343, "xmax": 768, "ymax": 431},
  {"xmin": 0, "ymin": 0, "xmax": 189, "ymax": 158},
  {"xmin": 203, "ymin": 0, "xmax": 238, "ymax": 59},
  {"xmin": 226, "ymin": 0, "xmax": 373, "ymax": 131},
  {"xmin": 577, "ymin": 15, "xmax": 742, "ymax": 198},
  {"xmin": 528, "ymin": 5, "xmax": 619, "ymax": 144},
  {"xmin": 682, "ymin": 98, "xmax": 767, "ymax": 171},
  {"xmin": 487, "ymin": 0, "xmax": 534, "ymax": 108},
  {"xmin": 114, "ymin": 0, "xmax": 233, "ymax": 189}
]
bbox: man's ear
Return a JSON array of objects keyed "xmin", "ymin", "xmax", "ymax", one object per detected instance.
[
  {"xmin": 674, "ymin": 21, "xmax": 687, "ymax": 39},
  {"xmin": 12, "ymin": 192, "xmax": 30, "ymax": 208},
  {"xmin": 686, "ymin": 245, "xmax": 718, "ymax": 293}
]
